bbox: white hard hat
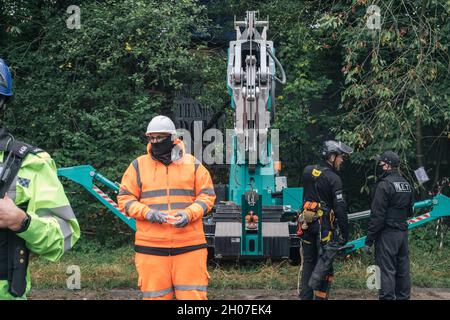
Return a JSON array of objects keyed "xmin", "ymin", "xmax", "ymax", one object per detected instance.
[{"xmin": 146, "ymin": 115, "xmax": 177, "ymax": 135}]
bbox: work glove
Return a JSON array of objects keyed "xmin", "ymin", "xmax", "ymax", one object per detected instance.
[
  {"xmin": 146, "ymin": 209, "xmax": 168, "ymax": 224},
  {"xmin": 173, "ymin": 211, "xmax": 189, "ymax": 228}
]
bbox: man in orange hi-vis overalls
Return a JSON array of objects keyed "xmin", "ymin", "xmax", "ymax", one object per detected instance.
[{"xmin": 117, "ymin": 115, "xmax": 216, "ymax": 300}]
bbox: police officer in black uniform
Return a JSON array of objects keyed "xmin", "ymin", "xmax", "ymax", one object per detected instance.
[
  {"xmin": 364, "ymin": 151, "xmax": 413, "ymax": 300},
  {"xmin": 299, "ymin": 140, "xmax": 353, "ymax": 300}
]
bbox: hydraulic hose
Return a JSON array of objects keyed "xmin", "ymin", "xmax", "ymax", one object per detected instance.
[{"xmin": 267, "ymin": 45, "xmax": 286, "ymax": 84}]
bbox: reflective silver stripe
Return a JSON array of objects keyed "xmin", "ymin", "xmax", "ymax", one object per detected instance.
[
  {"xmin": 199, "ymin": 188, "xmax": 215, "ymax": 196},
  {"xmin": 194, "ymin": 200, "xmax": 208, "ymax": 214},
  {"xmin": 142, "ymin": 287, "xmax": 173, "ymax": 298},
  {"xmin": 193, "ymin": 160, "xmax": 201, "ymax": 196},
  {"xmin": 141, "ymin": 189, "xmax": 167, "ymax": 198},
  {"xmin": 169, "ymin": 189, "xmax": 195, "ymax": 197},
  {"xmin": 54, "ymin": 217, "xmax": 73, "ymax": 252},
  {"xmin": 194, "ymin": 160, "xmax": 201, "ymax": 173},
  {"xmin": 148, "ymin": 203, "xmax": 169, "ymax": 211},
  {"xmin": 170, "ymin": 202, "xmax": 192, "ymax": 210},
  {"xmin": 36, "ymin": 205, "xmax": 76, "ymax": 220},
  {"xmin": 118, "ymin": 189, "xmax": 135, "ymax": 197},
  {"xmin": 132, "ymin": 159, "xmax": 142, "ymax": 189},
  {"xmin": 39, "ymin": 213, "xmax": 73, "ymax": 252},
  {"xmin": 125, "ymin": 200, "xmax": 138, "ymax": 214},
  {"xmin": 174, "ymin": 285, "xmax": 208, "ymax": 292},
  {"xmin": 6, "ymin": 174, "xmax": 18, "ymax": 201}
]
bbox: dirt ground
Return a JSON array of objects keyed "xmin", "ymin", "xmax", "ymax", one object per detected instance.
[{"xmin": 27, "ymin": 287, "xmax": 450, "ymax": 300}]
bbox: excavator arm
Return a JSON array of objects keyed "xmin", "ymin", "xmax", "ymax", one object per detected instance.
[
  {"xmin": 343, "ymin": 195, "xmax": 450, "ymax": 254},
  {"xmin": 57, "ymin": 165, "xmax": 136, "ymax": 231}
]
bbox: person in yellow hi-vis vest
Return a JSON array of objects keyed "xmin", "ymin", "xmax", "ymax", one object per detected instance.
[
  {"xmin": 118, "ymin": 115, "xmax": 216, "ymax": 300},
  {"xmin": 0, "ymin": 58, "xmax": 80, "ymax": 300}
]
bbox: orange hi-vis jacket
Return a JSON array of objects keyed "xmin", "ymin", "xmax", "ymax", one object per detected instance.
[{"xmin": 117, "ymin": 139, "xmax": 216, "ymax": 249}]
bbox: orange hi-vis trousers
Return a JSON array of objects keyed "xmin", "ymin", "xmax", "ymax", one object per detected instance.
[{"xmin": 135, "ymin": 248, "xmax": 209, "ymax": 300}]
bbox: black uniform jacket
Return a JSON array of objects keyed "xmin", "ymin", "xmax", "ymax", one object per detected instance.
[
  {"xmin": 366, "ymin": 170, "xmax": 414, "ymax": 246},
  {"xmin": 302, "ymin": 161, "xmax": 349, "ymax": 242}
]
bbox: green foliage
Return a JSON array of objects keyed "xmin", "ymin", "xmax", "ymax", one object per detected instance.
[
  {"xmin": 0, "ymin": 0, "xmax": 220, "ymax": 242},
  {"xmin": 317, "ymin": 0, "xmax": 449, "ymax": 172}
]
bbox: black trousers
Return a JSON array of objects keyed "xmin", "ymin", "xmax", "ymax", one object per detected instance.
[
  {"xmin": 299, "ymin": 222, "xmax": 335, "ymax": 300},
  {"xmin": 375, "ymin": 229, "xmax": 411, "ymax": 300}
]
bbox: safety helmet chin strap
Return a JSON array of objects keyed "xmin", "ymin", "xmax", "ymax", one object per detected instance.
[
  {"xmin": 326, "ymin": 153, "xmax": 339, "ymax": 169},
  {"xmin": 379, "ymin": 161, "xmax": 396, "ymax": 172}
]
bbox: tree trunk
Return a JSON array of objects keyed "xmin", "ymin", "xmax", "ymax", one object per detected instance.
[{"xmin": 415, "ymin": 116, "xmax": 426, "ymax": 198}]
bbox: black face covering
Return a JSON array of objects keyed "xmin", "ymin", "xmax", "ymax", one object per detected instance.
[
  {"xmin": 376, "ymin": 163, "xmax": 387, "ymax": 178},
  {"xmin": 150, "ymin": 135, "xmax": 174, "ymax": 166}
]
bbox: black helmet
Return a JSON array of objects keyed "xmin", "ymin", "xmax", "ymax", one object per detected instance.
[
  {"xmin": 375, "ymin": 150, "xmax": 400, "ymax": 167},
  {"xmin": 321, "ymin": 140, "xmax": 353, "ymax": 159}
]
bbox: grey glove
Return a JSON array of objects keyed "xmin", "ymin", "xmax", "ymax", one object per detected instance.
[
  {"xmin": 173, "ymin": 211, "xmax": 189, "ymax": 228},
  {"xmin": 146, "ymin": 209, "xmax": 168, "ymax": 224}
]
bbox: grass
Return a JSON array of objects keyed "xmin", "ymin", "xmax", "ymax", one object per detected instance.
[
  {"xmin": 29, "ymin": 236, "xmax": 450, "ymax": 291},
  {"xmin": 31, "ymin": 245, "xmax": 137, "ymax": 289}
]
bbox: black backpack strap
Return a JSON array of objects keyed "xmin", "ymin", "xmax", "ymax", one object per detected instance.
[
  {"xmin": 0, "ymin": 139, "xmax": 42, "ymax": 198},
  {"xmin": 6, "ymin": 141, "xmax": 43, "ymax": 158},
  {"xmin": 311, "ymin": 165, "xmax": 330, "ymax": 207}
]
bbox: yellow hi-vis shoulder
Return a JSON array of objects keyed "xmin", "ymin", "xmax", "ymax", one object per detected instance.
[{"xmin": 312, "ymin": 168, "xmax": 322, "ymax": 177}]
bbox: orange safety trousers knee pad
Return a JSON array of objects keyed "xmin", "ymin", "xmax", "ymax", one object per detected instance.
[{"xmin": 135, "ymin": 248, "xmax": 209, "ymax": 300}]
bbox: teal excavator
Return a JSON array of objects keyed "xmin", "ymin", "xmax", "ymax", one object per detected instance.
[{"xmin": 56, "ymin": 11, "xmax": 450, "ymax": 261}]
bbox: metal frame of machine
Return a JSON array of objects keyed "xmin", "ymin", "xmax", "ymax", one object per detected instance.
[{"xmin": 209, "ymin": 11, "xmax": 302, "ymax": 260}]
